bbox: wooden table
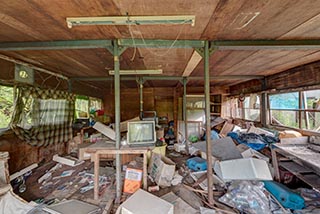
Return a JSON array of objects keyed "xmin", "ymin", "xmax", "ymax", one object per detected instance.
[
  {"xmin": 271, "ymin": 143, "xmax": 320, "ymax": 190},
  {"xmin": 85, "ymin": 143, "xmax": 151, "ymax": 200}
]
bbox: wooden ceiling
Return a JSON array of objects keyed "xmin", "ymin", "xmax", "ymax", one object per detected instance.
[{"xmin": 1, "ymin": 0, "xmax": 320, "ymax": 92}]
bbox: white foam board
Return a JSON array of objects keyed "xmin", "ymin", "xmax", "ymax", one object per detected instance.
[
  {"xmin": 121, "ymin": 189, "xmax": 173, "ymax": 214},
  {"xmin": 93, "ymin": 122, "xmax": 116, "ymax": 141},
  {"xmin": 44, "ymin": 199, "xmax": 100, "ymax": 214},
  {"xmin": 214, "ymin": 158, "xmax": 272, "ymax": 181}
]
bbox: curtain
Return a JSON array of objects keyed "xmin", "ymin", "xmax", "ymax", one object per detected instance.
[{"xmin": 10, "ymin": 86, "xmax": 74, "ymax": 147}]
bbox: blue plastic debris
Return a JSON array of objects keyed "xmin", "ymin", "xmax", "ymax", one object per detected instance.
[
  {"xmin": 186, "ymin": 157, "xmax": 207, "ymax": 171},
  {"xmin": 263, "ymin": 181, "xmax": 305, "ymax": 210}
]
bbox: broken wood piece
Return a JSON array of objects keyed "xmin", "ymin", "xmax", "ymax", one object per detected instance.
[
  {"xmin": 53, "ymin": 154, "xmax": 84, "ymax": 167},
  {"xmin": 93, "ymin": 121, "xmax": 116, "ymax": 141},
  {"xmin": 10, "ymin": 163, "xmax": 38, "ymax": 181}
]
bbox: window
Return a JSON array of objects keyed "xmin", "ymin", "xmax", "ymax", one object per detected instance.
[
  {"xmin": 0, "ymin": 85, "xmax": 14, "ymax": 130},
  {"xmin": 223, "ymin": 94, "xmax": 260, "ymax": 122},
  {"xmin": 186, "ymin": 95, "xmax": 205, "ymax": 122},
  {"xmin": 89, "ymin": 97, "xmax": 103, "ymax": 112},
  {"xmin": 75, "ymin": 95, "xmax": 103, "ymax": 119},
  {"xmin": 269, "ymin": 89, "xmax": 320, "ymax": 132},
  {"xmin": 243, "ymin": 94, "xmax": 260, "ymax": 122},
  {"xmin": 75, "ymin": 96, "xmax": 89, "ymax": 118},
  {"xmin": 269, "ymin": 92, "xmax": 299, "ymax": 128}
]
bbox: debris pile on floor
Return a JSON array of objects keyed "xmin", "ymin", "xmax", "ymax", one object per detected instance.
[{"xmin": 1, "ymin": 119, "xmax": 320, "ymax": 214}]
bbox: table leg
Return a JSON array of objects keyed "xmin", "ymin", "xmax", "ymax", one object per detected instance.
[
  {"xmin": 271, "ymin": 148, "xmax": 280, "ymax": 182},
  {"xmin": 94, "ymin": 153, "xmax": 100, "ymax": 200},
  {"xmin": 143, "ymin": 152, "xmax": 147, "ymax": 190}
]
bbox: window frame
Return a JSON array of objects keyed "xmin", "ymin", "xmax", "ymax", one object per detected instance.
[
  {"xmin": 268, "ymin": 89, "xmax": 320, "ymax": 133},
  {"xmin": 0, "ymin": 84, "xmax": 14, "ymax": 133}
]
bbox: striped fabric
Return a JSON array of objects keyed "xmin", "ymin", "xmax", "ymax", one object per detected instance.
[{"xmin": 10, "ymin": 86, "xmax": 75, "ymax": 147}]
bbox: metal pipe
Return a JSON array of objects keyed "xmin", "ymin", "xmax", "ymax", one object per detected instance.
[
  {"xmin": 139, "ymin": 77, "xmax": 144, "ymax": 118},
  {"xmin": 113, "ymin": 40, "xmax": 122, "ymax": 201},
  {"xmin": 183, "ymin": 77, "xmax": 189, "ymax": 155},
  {"xmin": 70, "ymin": 75, "xmax": 264, "ymax": 82},
  {"xmin": 204, "ymin": 41, "xmax": 214, "ymax": 205}
]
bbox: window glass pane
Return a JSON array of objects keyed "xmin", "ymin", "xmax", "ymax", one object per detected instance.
[
  {"xmin": 243, "ymin": 96, "xmax": 250, "ymax": 108},
  {"xmin": 269, "ymin": 92, "xmax": 299, "ymax": 109},
  {"xmin": 244, "ymin": 109, "xmax": 260, "ymax": 121},
  {"xmin": 0, "ymin": 85, "xmax": 14, "ymax": 129},
  {"xmin": 303, "ymin": 89, "xmax": 320, "ymax": 110},
  {"xmin": 75, "ymin": 96, "xmax": 89, "ymax": 118},
  {"xmin": 301, "ymin": 111, "xmax": 320, "ymax": 131},
  {"xmin": 89, "ymin": 97, "xmax": 102, "ymax": 111},
  {"xmin": 186, "ymin": 96, "xmax": 205, "ymax": 109},
  {"xmin": 270, "ymin": 110, "xmax": 299, "ymax": 128},
  {"xmin": 39, "ymin": 99, "xmax": 67, "ymax": 125}
]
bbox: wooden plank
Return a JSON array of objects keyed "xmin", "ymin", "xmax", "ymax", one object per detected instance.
[
  {"xmin": 271, "ymin": 148, "xmax": 281, "ymax": 182},
  {"xmin": 203, "ymin": 0, "xmax": 320, "ymax": 40},
  {"xmin": 279, "ymin": 161, "xmax": 313, "ymax": 174},
  {"xmin": 94, "ymin": 153, "xmax": 100, "ymax": 201},
  {"xmin": 182, "ymin": 51, "xmax": 202, "ymax": 77},
  {"xmin": 113, "ymin": 0, "xmax": 218, "ymax": 40}
]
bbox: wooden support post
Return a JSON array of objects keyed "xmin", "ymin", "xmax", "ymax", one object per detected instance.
[
  {"xmin": 271, "ymin": 148, "xmax": 281, "ymax": 182},
  {"xmin": 94, "ymin": 153, "xmax": 100, "ymax": 200},
  {"xmin": 143, "ymin": 152, "xmax": 148, "ymax": 190}
]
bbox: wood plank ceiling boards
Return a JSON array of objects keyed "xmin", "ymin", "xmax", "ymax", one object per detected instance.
[{"xmin": 0, "ymin": 0, "xmax": 320, "ymax": 91}]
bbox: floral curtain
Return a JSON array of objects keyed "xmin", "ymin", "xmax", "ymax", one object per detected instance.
[{"xmin": 10, "ymin": 86, "xmax": 74, "ymax": 147}]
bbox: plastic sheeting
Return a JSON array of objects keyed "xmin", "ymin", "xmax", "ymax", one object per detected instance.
[{"xmin": 0, "ymin": 191, "xmax": 33, "ymax": 214}]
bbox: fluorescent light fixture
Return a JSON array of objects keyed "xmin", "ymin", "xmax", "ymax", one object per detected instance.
[
  {"xmin": 66, "ymin": 15, "xmax": 195, "ymax": 28},
  {"xmin": 109, "ymin": 69, "xmax": 163, "ymax": 75}
]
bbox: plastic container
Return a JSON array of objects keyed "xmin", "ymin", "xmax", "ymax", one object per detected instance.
[
  {"xmin": 186, "ymin": 157, "xmax": 207, "ymax": 171},
  {"xmin": 263, "ymin": 181, "xmax": 305, "ymax": 210}
]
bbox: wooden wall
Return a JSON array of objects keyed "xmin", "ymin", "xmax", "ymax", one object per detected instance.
[
  {"xmin": 104, "ymin": 87, "xmax": 175, "ymax": 122},
  {"xmin": 266, "ymin": 61, "xmax": 320, "ymax": 90},
  {"xmin": 230, "ymin": 60, "xmax": 320, "ymax": 95},
  {"xmin": 0, "ymin": 132, "xmax": 66, "ymax": 174}
]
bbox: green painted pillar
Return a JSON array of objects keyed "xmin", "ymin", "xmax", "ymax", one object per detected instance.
[
  {"xmin": 183, "ymin": 77, "xmax": 189, "ymax": 155},
  {"xmin": 113, "ymin": 40, "xmax": 122, "ymax": 200},
  {"xmin": 204, "ymin": 41, "xmax": 214, "ymax": 205}
]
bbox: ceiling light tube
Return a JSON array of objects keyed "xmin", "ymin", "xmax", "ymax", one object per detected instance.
[
  {"xmin": 109, "ymin": 69, "xmax": 163, "ymax": 75},
  {"xmin": 66, "ymin": 15, "xmax": 195, "ymax": 28}
]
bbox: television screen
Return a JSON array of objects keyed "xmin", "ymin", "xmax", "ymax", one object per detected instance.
[{"xmin": 127, "ymin": 121, "xmax": 156, "ymax": 145}]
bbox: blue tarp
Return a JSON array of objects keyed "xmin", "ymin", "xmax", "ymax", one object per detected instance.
[{"xmin": 227, "ymin": 132, "xmax": 279, "ymax": 151}]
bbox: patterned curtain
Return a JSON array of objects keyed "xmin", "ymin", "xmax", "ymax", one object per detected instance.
[{"xmin": 10, "ymin": 86, "xmax": 75, "ymax": 147}]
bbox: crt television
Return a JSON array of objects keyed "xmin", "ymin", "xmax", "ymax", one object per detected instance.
[{"xmin": 127, "ymin": 121, "xmax": 156, "ymax": 146}]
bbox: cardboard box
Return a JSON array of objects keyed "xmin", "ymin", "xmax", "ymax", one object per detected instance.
[
  {"xmin": 119, "ymin": 189, "xmax": 173, "ymax": 214},
  {"xmin": 149, "ymin": 153, "xmax": 175, "ymax": 187},
  {"xmin": 123, "ymin": 168, "xmax": 142, "ymax": 194}
]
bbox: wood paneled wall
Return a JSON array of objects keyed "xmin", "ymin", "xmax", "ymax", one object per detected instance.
[
  {"xmin": 0, "ymin": 132, "xmax": 66, "ymax": 174},
  {"xmin": 267, "ymin": 61, "xmax": 320, "ymax": 90},
  {"xmin": 230, "ymin": 60, "xmax": 320, "ymax": 95}
]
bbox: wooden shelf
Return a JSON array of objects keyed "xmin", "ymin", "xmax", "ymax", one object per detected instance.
[{"xmin": 210, "ymin": 113, "xmax": 221, "ymax": 116}]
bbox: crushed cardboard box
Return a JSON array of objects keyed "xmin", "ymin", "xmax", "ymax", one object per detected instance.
[{"xmin": 148, "ymin": 153, "xmax": 175, "ymax": 187}]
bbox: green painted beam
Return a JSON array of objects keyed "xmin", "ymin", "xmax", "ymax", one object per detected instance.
[
  {"xmin": 3, "ymin": 39, "xmax": 320, "ymax": 51},
  {"xmin": 118, "ymin": 39, "xmax": 205, "ymax": 48},
  {"xmin": 0, "ymin": 40, "xmax": 112, "ymax": 51},
  {"xmin": 212, "ymin": 40, "xmax": 320, "ymax": 50},
  {"xmin": 70, "ymin": 75, "xmax": 264, "ymax": 81}
]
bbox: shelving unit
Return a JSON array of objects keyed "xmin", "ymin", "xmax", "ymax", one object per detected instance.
[{"xmin": 210, "ymin": 94, "xmax": 222, "ymax": 117}]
